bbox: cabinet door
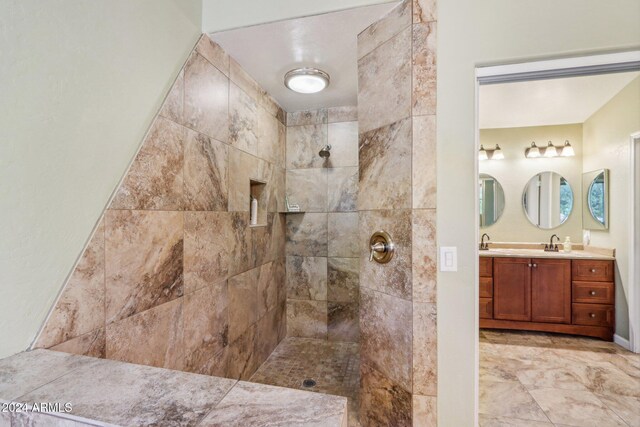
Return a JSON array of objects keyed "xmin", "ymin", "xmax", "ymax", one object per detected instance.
[
  {"xmin": 531, "ymin": 258, "xmax": 571, "ymax": 324},
  {"xmin": 493, "ymin": 257, "xmax": 531, "ymax": 321}
]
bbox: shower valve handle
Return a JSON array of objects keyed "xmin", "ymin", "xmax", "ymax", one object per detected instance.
[
  {"xmin": 369, "ymin": 242, "xmax": 387, "ymax": 261},
  {"xmin": 369, "ymin": 231, "xmax": 395, "ymax": 264}
]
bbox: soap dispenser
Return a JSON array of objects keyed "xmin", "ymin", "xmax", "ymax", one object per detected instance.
[
  {"xmin": 250, "ymin": 196, "xmax": 258, "ymax": 226},
  {"xmin": 563, "ymin": 236, "xmax": 572, "ymax": 253}
]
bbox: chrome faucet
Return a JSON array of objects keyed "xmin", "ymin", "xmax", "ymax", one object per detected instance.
[
  {"xmin": 544, "ymin": 234, "xmax": 560, "ymax": 252},
  {"xmin": 480, "ymin": 233, "xmax": 490, "ymax": 250}
]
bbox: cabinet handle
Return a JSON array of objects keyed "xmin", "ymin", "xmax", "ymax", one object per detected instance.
[
  {"xmin": 590, "ymin": 291, "xmax": 596, "ymax": 296},
  {"xmin": 590, "ymin": 269, "xmax": 596, "ymax": 273},
  {"xmin": 590, "ymin": 313, "xmax": 596, "ymax": 318}
]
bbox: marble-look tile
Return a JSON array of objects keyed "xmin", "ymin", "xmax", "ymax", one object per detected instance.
[
  {"xmin": 327, "ymin": 121, "xmax": 359, "ymax": 168},
  {"xmin": 328, "ymin": 212, "xmax": 359, "ymax": 258},
  {"xmin": 105, "ymin": 210, "xmax": 183, "ymax": 323},
  {"xmin": 229, "ymin": 58, "xmax": 261, "ymax": 102},
  {"xmin": 36, "ymin": 220, "xmax": 105, "ymax": 349},
  {"xmin": 413, "ymin": 302, "xmax": 437, "ymax": 395},
  {"xmin": 276, "ymin": 298, "xmax": 287, "ymax": 343},
  {"xmin": 229, "ymin": 83, "xmax": 258, "ymax": 156},
  {"xmin": 196, "ymin": 35, "xmax": 230, "ymax": 76},
  {"xmin": 357, "ymin": 0, "xmax": 411, "ymax": 59},
  {"xmin": 286, "ymin": 168, "xmax": 328, "ymax": 212},
  {"xmin": 228, "ymin": 147, "xmax": 257, "ymax": 212},
  {"xmin": 359, "ymin": 209, "xmax": 412, "ymax": 299},
  {"xmin": 572, "ymin": 360, "xmax": 640, "ymax": 398},
  {"xmin": 106, "ymin": 298, "xmax": 184, "ymax": 370},
  {"xmin": 257, "ymin": 260, "xmax": 282, "ymax": 318},
  {"xmin": 228, "ymin": 268, "xmax": 258, "ymax": 342},
  {"xmin": 286, "ymin": 213, "xmax": 328, "ymax": 257},
  {"xmin": 328, "ymin": 302, "xmax": 359, "ymax": 342},
  {"xmin": 287, "ymin": 300, "xmax": 327, "ymax": 339},
  {"xmin": 286, "ymin": 256, "xmax": 327, "ymax": 301},
  {"xmin": 10, "ymin": 411, "xmax": 96, "ymax": 426},
  {"xmin": 596, "ymin": 392, "xmax": 640, "ymax": 427},
  {"xmin": 251, "ymin": 213, "xmax": 284, "ymax": 267},
  {"xmin": 267, "ymin": 165, "xmax": 286, "ymax": 213},
  {"xmin": 227, "ymin": 323, "xmax": 260, "ymax": 380},
  {"xmin": 198, "ymin": 381, "xmax": 347, "ymax": 426},
  {"xmin": 258, "ymin": 90, "xmax": 280, "ymax": 118},
  {"xmin": 257, "ymin": 107, "xmax": 285, "ymax": 167},
  {"xmin": 359, "ymin": 118, "xmax": 412, "ymax": 210},
  {"xmin": 480, "ymin": 355, "xmax": 527, "ymax": 383},
  {"xmin": 479, "ymin": 381, "xmax": 548, "ymax": 422},
  {"xmin": 17, "ymin": 355, "xmax": 235, "ymax": 427},
  {"xmin": 159, "ymin": 69, "xmax": 183, "ymax": 124},
  {"xmin": 413, "ymin": 209, "xmax": 437, "ymax": 302},
  {"xmin": 110, "ymin": 117, "xmax": 185, "ymax": 210},
  {"xmin": 50, "ymin": 328, "xmax": 106, "ymax": 359},
  {"xmin": 327, "ymin": 257, "xmax": 359, "ymax": 303},
  {"xmin": 229, "ymin": 212, "xmax": 253, "ymax": 276},
  {"xmin": 358, "ymin": 27, "xmax": 411, "ymax": 133},
  {"xmin": 286, "ymin": 124, "xmax": 328, "ymax": 169},
  {"xmin": 327, "ymin": 167, "xmax": 358, "ymax": 212},
  {"xmin": 413, "ymin": 0, "xmax": 437, "ymax": 23},
  {"xmin": 184, "ymin": 128, "xmax": 228, "ymax": 211},
  {"xmin": 184, "ymin": 52, "xmax": 229, "ymax": 143},
  {"xmin": 328, "ymin": 106, "xmax": 358, "ymax": 123},
  {"xmin": 0, "ymin": 411, "xmax": 10, "ymax": 427},
  {"xmin": 0, "ymin": 349, "xmax": 96, "ymax": 400},
  {"xmin": 360, "ymin": 288, "xmax": 412, "ymax": 391},
  {"xmin": 184, "ymin": 212, "xmax": 230, "ymax": 293},
  {"xmin": 412, "ymin": 22, "xmax": 437, "ymax": 115},
  {"xmin": 287, "ymin": 109, "xmax": 328, "ymax": 126},
  {"xmin": 413, "ymin": 395, "xmax": 437, "ymax": 427},
  {"xmin": 255, "ymin": 306, "xmax": 280, "ymax": 364},
  {"xmin": 515, "ymin": 361, "xmax": 588, "ymax": 391},
  {"xmin": 413, "ymin": 115, "xmax": 436, "ymax": 209},
  {"xmin": 478, "ymin": 415, "xmax": 553, "ymax": 427},
  {"xmin": 529, "ymin": 388, "xmax": 626, "ymax": 426},
  {"xmin": 183, "ymin": 282, "xmax": 229, "ymax": 376},
  {"xmin": 360, "ymin": 362, "xmax": 412, "ymax": 427}
]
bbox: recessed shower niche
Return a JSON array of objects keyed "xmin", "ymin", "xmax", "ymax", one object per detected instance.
[{"xmin": 249, "ymin": 179, "xmax": 267, "ymax": 227}]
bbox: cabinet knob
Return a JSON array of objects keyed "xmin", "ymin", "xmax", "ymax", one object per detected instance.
[
  {"xmin": 590, "ymin": 313, "xmax": 596, "ymax": 318},
  {"xmin": 533, "ymin": 263, "xmax": 537, "ymax": 268},
  {"xmin": 528, "ymin": 263, "xmax": 532, "ymax": 267},
  {"xmin": 590, "ymin": 269, "xmax": 596, "ymax": 273},
  {"xmin": 590, "ymin": 291, "xmax": 596, "ymax": 296}
]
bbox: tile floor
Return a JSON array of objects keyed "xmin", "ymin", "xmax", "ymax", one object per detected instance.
[
  {"xmin": 480, "ymin": 329, "xmax": 640, "ymax": 427},
  {"xmin": 250, "ymin": 337, "xmax": 360, "ymax": 425}
]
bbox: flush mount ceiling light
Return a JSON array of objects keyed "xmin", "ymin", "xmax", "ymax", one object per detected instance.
[{"xmin": 284, "ymin": 68, "xmax": 330, "ymax": 94}]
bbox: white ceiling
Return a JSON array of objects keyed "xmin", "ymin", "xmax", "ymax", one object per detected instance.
[
  {"xmin": 479, "ymin": 72, "xmax": 640, "ymax": 129},
  {"xmin": 210, "ymin": 3, "xmax": 398, "ymax": 112}
]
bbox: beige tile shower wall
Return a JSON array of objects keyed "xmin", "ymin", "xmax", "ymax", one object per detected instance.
[
  {"xmin": 358, "ymin": 0, "xmax": 437, "ymax": 425},
  {"xmin": 34, "ymin": 35, "xmax": 288, "ymax": 382},
  {"xmin": 285, "ymin": 107, "xmax": 360, "ymax": 343}
]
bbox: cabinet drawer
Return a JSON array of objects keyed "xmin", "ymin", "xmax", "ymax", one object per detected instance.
[
  {"xmin": 480, "ymin": 277, "xmax": 493, "ymax": 298},
  {"xmin": 572, "ymin": 303, "xmax": 614, "ymax": 327},
  {"xmin": 479, "ymin": 298, "xmax": 493, "ymax": 319},
  {"xmin": 572, "ymin": 260, "xmax": 614, "ymax": 282},
  {"xmin": 572, "ymin": 281, "xmax": 614, "ymax": 304},
  {"xmin": 480, "ymin": 257, "xmax": 493, "ymax": 277}
]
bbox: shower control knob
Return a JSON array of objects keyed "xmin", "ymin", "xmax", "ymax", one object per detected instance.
[{"xmin": 369, "ymin": 231, "xmax": 395, "ymax": 264}]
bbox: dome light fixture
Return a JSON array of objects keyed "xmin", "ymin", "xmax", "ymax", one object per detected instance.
[{"xmin": 284, "ymin": 68, "xmax": 330, "ymax": 94}]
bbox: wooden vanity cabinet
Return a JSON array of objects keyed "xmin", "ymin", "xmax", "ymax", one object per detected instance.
[{"xmin": 480, "ymin": 256, "xmax": 615, "ymax": 341}]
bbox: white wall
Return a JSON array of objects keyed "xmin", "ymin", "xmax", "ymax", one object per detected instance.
[
  {"xmin": 438, "ymin": 1, "xmax": 640, "ymax": 425},
  {"xmin": 583, "ymin": 76, "xmax": 640, "ymax": 340},
  {"xmin": 0, "ymin": 0, "xmax": 201, "ymax": 358},
  {"xmin": 479, "ymin": 124, "xmax": 584, "ymax": 243},
  {"xmin": 202, "ymin": 0, "xmax": 398, "ymax": 32}
]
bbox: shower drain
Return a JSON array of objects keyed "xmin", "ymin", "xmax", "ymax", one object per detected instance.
[{"xmin": 302, "ymin": 378, "xmax": 317, "ymax": 388}]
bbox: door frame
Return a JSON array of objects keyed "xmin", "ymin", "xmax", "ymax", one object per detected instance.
[
  {"xmin": 474, "ymin": 50, "xmax": 640, "ymax": 411},
  {"xmin": 630, "ymin": 132, "xmax": 640, "ymax": 353}
]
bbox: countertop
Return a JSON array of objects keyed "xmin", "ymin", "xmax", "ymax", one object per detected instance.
[
  {"xmin": 479, "ymin": 243, "xmax": 615, "ymax": 261},
  {"xmin": 0, "ymin": 349, "xmax": 348, "ymax": 427}
]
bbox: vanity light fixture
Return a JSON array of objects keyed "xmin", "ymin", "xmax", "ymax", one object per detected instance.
[
  {"xmin": 284, "ymin": 68, "xmax": 330, "ymax": 94},
  {"xmin": 479, "ymin": 144, "xmax": 503, "ymax": 160},
  {"xmin": 525, "ymin": 142, "xmax": 541, "ymax": 158},
  {"xmin": 561, "ymin": 140, "xmax": 575, "ymax": 157},
  {"xmin": 544, "ymin": 141, "xmax": 558, "ymax": 158}
]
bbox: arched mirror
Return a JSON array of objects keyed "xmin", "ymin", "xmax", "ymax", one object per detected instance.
[
  {"xmin": 582, "ymin": 169, "xmax": 609, "ymax": 230},
  {"xmin": 479, "ymin": 174, "xmax": 505, "ymax": 228},
  {"xmin": 522, "ymin": 171, "xmax": 573, "ymax": 229}
]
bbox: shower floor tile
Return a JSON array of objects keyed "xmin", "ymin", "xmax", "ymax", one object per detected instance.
[{"xmin": 250, "ymin": 337, "xmax": 360, "ymax": 426}]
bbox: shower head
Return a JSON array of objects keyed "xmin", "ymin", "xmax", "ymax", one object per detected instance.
[{"xmin": 319, "ymin": 145, "xmax": 331, "ymax": 159}]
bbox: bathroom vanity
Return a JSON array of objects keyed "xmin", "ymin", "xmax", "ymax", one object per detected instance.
[{"xmin": 479, "ymin": 248, "xmax": 615, "ymax": 341}]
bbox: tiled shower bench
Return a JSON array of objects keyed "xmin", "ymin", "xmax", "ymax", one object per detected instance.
[{"xmin": 0, "ymin": 350, "xmax": 347, "ymax": 427}]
